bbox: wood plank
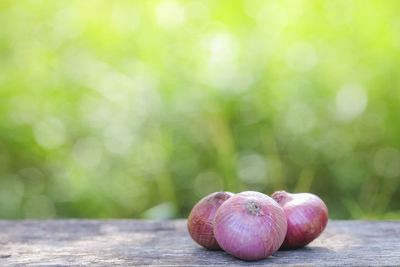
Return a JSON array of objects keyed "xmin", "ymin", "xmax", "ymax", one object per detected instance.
[{"xmin": 0, "ymin": 220, "xmax": 399, "ymax": 266}]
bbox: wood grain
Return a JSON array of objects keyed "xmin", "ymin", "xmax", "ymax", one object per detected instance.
[{"xmin": 0, "ymin": 220, "xmax": 399, "ymax": 266}]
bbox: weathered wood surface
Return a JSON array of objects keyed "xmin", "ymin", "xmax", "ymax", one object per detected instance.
[{"xmin": 0, "ymin": 220, "xmax": 399, "ymax": 266}]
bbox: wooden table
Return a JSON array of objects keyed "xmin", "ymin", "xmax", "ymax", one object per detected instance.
[{"xmin": 0, "ymin": 220, "xmax": 399, "ymax": 266}]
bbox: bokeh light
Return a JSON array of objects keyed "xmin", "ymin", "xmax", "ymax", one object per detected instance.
[{"xmin": 0, "ymin": 0, "xmax": 399, "ymax": 220}]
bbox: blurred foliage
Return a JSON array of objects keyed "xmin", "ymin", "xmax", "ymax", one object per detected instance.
[{"xmin": 0, "ymin": 0, "xmax": 400, "ymax": 220}]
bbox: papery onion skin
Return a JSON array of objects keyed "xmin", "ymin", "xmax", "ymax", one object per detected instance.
[
  {"xmin": 213, "ymin": 191, "xmax": 287, "ymax": 261},
  {"xmin": 272, "ymin": 190, "xmax": 328, "ymax": 249},
  {"xmin": 187, "ymin": 191, "xmax": 234, "ymax": 250}
]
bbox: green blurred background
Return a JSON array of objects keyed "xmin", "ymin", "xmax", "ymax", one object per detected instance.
[{"xmin": 0, "ymin": 0, "xmax": 399, "ymax": 220}]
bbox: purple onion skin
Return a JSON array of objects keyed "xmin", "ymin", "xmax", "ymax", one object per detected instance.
[
  {"xmin": 272, "ymin": 191, "xmax": 328, "ymax": 249},
  {"xmin": 213, "ymin": 191, "xmax": 287, "ymax": 261},
  {"xmin": 187, "ymin": 191, "xmax": 235, "ymax": 250}
]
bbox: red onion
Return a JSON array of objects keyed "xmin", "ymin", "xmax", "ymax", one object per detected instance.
[
  {"xmin": 272, "ymin": 191, "xmax": 328, "ymax": 249},
  {"xmin": 187, "ymin": 191, "xmax": 234, "ymax": 250},
  {"xmin": 213, "ymin": 191, "xmax": 287, "ymax": 261}
]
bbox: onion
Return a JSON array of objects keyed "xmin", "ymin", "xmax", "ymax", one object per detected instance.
[
  {"xmin": 187, "ymin": 191, "xmax": 234, "ymax": 250},
  {"xmin": 213, "ymin": 191, "xmax": 287, "ymax": 261},
  {"xmin": 272, "ymin": 190, "xmax": 328, "ymax": 249}
]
